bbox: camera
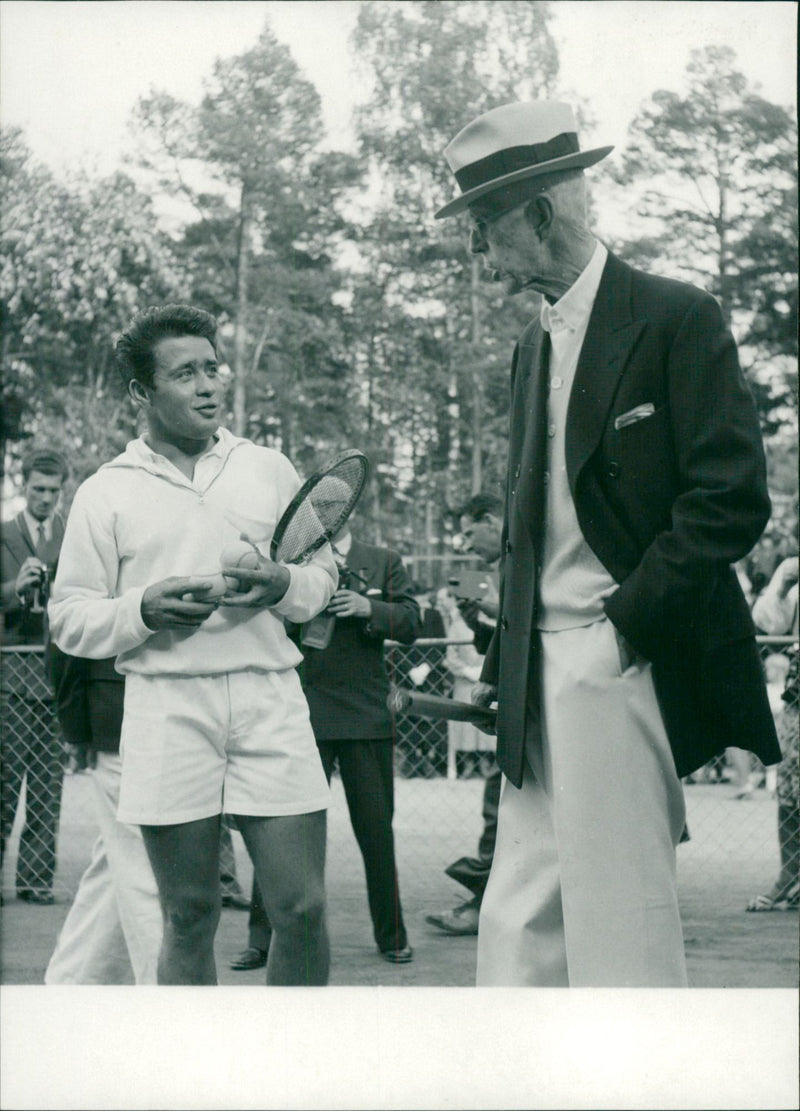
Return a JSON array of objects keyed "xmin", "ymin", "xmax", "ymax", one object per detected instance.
[
  {"xmin": 447, "ymin": 569, "xmax": 497, "ymax": 601},
  {"xmin": 26, "ymin": 564, "xmax": 50, "ymax": 614}
]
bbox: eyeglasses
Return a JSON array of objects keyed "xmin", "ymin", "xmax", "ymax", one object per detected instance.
[{"xmin": 467, "ymin": 202, "xmax": 524, "ymax": 242}]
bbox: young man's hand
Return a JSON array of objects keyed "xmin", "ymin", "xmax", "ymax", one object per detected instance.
[
  {"xmin": 141, "ymin": 577, "xmax": 220, "ymax": 630},
  {"xmin": 219, "ymin": 561, "xmax": 291, "ymax": 608}
]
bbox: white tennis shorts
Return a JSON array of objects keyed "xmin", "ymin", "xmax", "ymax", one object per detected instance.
[{"xmin": 116, "ymin": 668, "xmax": 330, "ymax": 826}]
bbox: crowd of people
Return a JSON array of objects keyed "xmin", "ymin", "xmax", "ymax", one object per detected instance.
[{"xmin": 1, "ymin": 99, "xmax": 796, "ymax": 987}]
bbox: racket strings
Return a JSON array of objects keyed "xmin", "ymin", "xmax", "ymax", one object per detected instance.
[{"xmin": 273, "ymin": 456, "xmax": 367, "ymax": 564}]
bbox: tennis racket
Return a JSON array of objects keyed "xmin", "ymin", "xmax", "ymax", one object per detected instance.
[
  {"xmin": 270, "ymin": 449, "xmax": 370, "ymax": 565},
  {"xmin": 387, "ymin": 685, "xmax": 497, "ymax": 729}
]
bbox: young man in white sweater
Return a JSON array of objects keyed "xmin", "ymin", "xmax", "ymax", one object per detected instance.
[{"xmin": 49, "ymin": 304, "xmax": 337, "ymax": 985}]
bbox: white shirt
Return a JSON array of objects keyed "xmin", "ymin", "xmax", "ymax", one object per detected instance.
[
  {"xmin": 48, "ymin": 428, "xmax": 338, "ymax": 676},
  {"xmin": 537, "ymin": 241, "xmax": 618, "ymax": 630},
  {"xmin": 23, "ymin": 510, "xmax": 52, "ymax": 549}
]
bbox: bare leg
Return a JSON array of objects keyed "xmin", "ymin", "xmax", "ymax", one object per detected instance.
[
  {"xmin": 235, "ymin": 810, "xmax": 329, "ymax": 986},
  {"xmin": 141, "ymin": 814, "xmax": 221, "ymax": 984}
]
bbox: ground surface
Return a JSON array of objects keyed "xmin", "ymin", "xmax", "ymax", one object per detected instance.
[
  {"xmin": 2, "ymin": 774, "xmax": 797, "ymax": 988},
  {"xmin": 2, "ymin": 774, "xmax": 798, "ymax": 1110}
]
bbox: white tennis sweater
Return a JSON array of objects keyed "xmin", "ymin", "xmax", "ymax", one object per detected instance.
[{"xmin": 48, "ymin": 428, "xmax": 338, "ymax": 676}]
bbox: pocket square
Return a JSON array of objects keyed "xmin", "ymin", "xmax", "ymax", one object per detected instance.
[{"xmin": 614, "ymin": 403, "xmax": 656, "ymax": 430}]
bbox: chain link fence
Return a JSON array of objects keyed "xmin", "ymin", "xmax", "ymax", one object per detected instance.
[{"xmin": 1, "ymin": 637, "xmax": 797, "ymax": 900}]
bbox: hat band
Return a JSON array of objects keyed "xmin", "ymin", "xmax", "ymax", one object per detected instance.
[{"xmin": 454, "ymin": 132, "xmax": 579, "ymax": 193}]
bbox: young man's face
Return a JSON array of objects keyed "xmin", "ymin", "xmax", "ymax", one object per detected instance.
[
  {"xmin": 460, "ymin": 513, "xmax": 502, "ymax": 564},
  {"xmin": 24, "ymin": 471, "xmax": 64, "ymax": 521},
  {"xmin": 142, "ymin": 335, "xmax": 223, "ymax": 446}
]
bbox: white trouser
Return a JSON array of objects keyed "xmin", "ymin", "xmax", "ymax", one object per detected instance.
[
  {"xmin": 477, "ymin": 619, "xmax": 687, "ymax": 987},
  {"xmin": 45, "ymin": 753, "xmax": 162, "ymax": 985}
]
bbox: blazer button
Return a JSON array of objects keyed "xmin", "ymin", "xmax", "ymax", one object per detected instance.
[
  {"xmin": 501, "ymin": 616, "xmax": 509, "ymax": 631},
  {"xmin": 607, "ymin": 461, "xmax": 620, "ymax": 478}
]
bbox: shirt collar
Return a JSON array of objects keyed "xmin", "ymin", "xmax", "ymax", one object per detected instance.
[
  {"xmin": 137, "ymin": 431, "xmax": 224, "ymax": 465},
  {"xmin": 332, "ymin": 530, "xmax": 352, "ymax": 562},
  {"xmin": 540, "ymin": 241, "xmax": 608, "ymax": 334},
  {"xmin": 23, "ymin": 510, "xmax": 51, "ymax": 543}
]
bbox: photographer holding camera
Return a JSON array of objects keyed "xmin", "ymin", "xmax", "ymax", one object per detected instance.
[{"xmin": 1, "ymin": 449, "xmax": 69, "ymax": 904}]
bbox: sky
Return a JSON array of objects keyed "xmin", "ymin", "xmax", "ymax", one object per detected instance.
[{"xmin": 1, "ymin": 0, "xmax": 797, "ymax": 184}]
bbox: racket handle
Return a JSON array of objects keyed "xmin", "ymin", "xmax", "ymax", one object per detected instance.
[{"xmin": 387, "ymin": 686, "xmax": 496, "ymax": 727}]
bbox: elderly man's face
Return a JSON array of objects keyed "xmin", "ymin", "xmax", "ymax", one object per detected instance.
[{"xmin": 469, "ymin": 203, "xmax": 548, "ymax": 295}]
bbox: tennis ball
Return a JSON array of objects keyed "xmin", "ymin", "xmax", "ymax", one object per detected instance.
[
  {"xmin": 221, "ymin": 541, "xmax": 262, "ymax": 591},
  {"xmin": 184, "ymin": 573, "xmax": 228, "ymax": 601}
]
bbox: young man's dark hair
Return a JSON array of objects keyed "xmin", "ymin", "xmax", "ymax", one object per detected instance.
[
  {"xmin": 21, "ymin": 449, "xmax": 70, "ymax": 484},
  {"xmin": 115, "ymin": 304, "xmax": 218, "ymax": 389},
  {"xmin": 457, "ymin": 492, "xmax": 504, "ymax": 523}
]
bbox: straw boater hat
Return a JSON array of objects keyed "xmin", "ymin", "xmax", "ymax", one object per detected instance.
[{"xmin": 435, "ymin": 101, "xmax": 613, "ymax": 220}]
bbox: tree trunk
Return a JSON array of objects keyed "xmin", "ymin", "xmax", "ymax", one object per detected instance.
[{"xmin": 231, "ymin": 185, "xmax": 252, "ymax": 437}]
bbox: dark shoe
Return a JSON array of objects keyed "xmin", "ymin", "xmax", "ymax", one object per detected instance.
[
  {"xmin": 380, "ymin": 945, "xmax": 413, "ymax": 963},
  {"xmin": 229, "ymin": 946, "xmax": 268, "ymax": 971},
  {"xmin": 17, "ymin": 889, "xmax": 55, "ymax": 905},
  {"xmin": 425, "ymin": 900, "xmax": 480, "ymax": 936},
  {"xmin": 221, "ymin": 891, "xmax": 251, "ymax": 910}
]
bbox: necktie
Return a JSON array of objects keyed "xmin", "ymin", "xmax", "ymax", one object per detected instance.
[{"xmin": 35, "ymin": 523, "xmax": 48, "ymax": 563}]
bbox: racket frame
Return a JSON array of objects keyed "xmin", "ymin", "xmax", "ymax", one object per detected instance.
[{"xmin": 269, "ymin": 449, "xmax": 370, "ymax": 565}]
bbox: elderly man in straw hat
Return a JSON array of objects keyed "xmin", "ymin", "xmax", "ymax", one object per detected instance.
[{"xmin": 435, "ymin": 101, "xmax": 780, "ymax": 986}]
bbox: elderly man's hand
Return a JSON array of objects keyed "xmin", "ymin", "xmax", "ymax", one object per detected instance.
[
  {"xmin": 219, "ymin": 561, "xmax": 291, "ymax": 608},
  {"xmin": 471, "ymin": 680, "xmax": 498, "ymax": 736}
]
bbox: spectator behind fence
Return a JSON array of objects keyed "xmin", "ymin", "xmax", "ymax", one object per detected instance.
[
  {"xmin": 435, "ymin": 99, "xmax": 781, "ymax": 986},
  {"xmin": 436, "ymin": 586, "xmax": 493, "ymax": 779},
  {"xmin": 427, "ymin": 493, "xmax": 502, "ymax": 937},
  {"xmin": 48, "ymin": 304, "xmax": 337, "ymax": 986},
  {"xmin": 44, "ymin": 653, "xmax": 250, "ymax": 984},
  {"xmin": 747, "ymin": 555, "xmax": 799, "ymax": 913},
  {"xmin": 399, "ymin": 588, "xmax": 448, "ymax": 778},
  {"xmin": 230, "ymin": 522, "xmax": 421, "ymax": 971},
  {"xmin": 1, "ymin": 448, "xmax": 69, "ymax": 905}
]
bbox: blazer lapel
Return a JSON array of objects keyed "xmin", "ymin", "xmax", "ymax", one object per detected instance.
[
  {"xmin": 566, "ymin": 254, "xmax": 645, "ymax": 488},
  {"xmin": 513, "ymin": 325, "xmax": 550, "ymax": 553},
  {"xmin": 4, "ymin": 514, "xmax": 35, "ymax": 565}
]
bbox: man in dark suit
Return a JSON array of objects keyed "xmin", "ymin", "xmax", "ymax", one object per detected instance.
[
  {"xmin": 230, "ymin": 523, "xmax": 421, "ymax": 969},
  {"xmin": 435, "ymin": 101, "xmax": 781, "ymax": 986},
  {"xmin": 1, "ymin": 448, "xmax": 69, "ymax": 904}
]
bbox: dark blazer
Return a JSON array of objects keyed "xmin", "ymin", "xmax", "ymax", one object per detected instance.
[
  {"xmin": 482, "ymin": 251, "xmax": 781, "ymax": 787},
  {"xmin": 298, "ymin": 537, "xmax": 420, "ymax": 740},
  {"xmin": 1, "ymin": 511, "xmax": 65, "ymax": 646}
]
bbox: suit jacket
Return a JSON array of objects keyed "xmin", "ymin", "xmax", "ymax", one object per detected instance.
[
  {"xmin": 1, "ymin": 511, "xmax": 65, "ymax": 646},
  {"xmin": 298, "ymin": 538, "xmax": 421, "ymax": 740},
  {"xmin": 482, "ymin": 251, "xmax": 781, "ymax": 787}
]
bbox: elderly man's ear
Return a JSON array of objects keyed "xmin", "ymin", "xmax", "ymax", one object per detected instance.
[{"xmin": 525, "ymin": 195, "xmax": 554, "ymax": 239}]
